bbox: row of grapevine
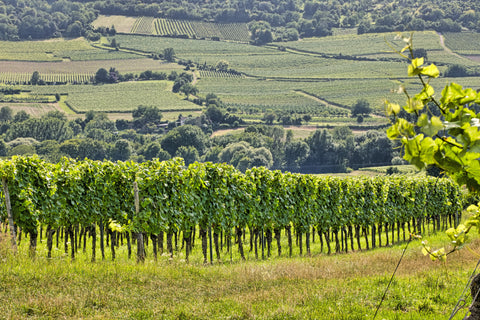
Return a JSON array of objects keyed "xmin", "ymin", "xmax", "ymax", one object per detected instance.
[
  {"xmin": 228, "ymin": 103, "xmax": 350, "ymax": 117},
  {"xmin": 154, "ymin": 19, "xmax": 195, "ymax": 37},
  {"xmin": 131, "ymin": 16, "xmax": 154, "ymax": 34},
  {"xmin": 130, "ymin": 17, "xmax": 250, "ymax": 42},
  {"xmin": 198, "ymin": 70, "xmax": 244, "ymax": 79},
  {"xmin": 0, "ymin": 73, "xmax": 93, "ymax": 85},
  {"xmin": 217, "ymin": 23, "xmax": 250, "ymax": 42},
  {"xmin": 0, "ymin": 156, "xmax": 462, "ymax": 262}
]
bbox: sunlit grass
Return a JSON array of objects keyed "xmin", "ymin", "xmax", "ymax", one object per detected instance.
[{"xmin": 0, "ymin": 226, "xmax": 478, "ymax": 319}]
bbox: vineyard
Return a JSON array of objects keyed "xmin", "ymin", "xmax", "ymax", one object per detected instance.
[
  {"xmin": 198, "ymin": 70, "xmax": 244, "ymax": 79},
  {"xmin": 131, "ymin": 16, "xmax": 155, "ymax": 34},
  {"xmin": 0, "ymin": 38, "xmax": 137, "ymax": 61},
  {"xmin": 154, "ymin": 18, "xmax": 195, "ymax": 38},
  {"xmin": 0, "ymin": 73, "xmax": 93, "ymax": 85},
  {"xmin": 0, "ymin": 156, "xmax": 461, "ymax": 263},
  {"xmin": 127, "ymin": 17, "xmax": 251, "ymax": 42}
]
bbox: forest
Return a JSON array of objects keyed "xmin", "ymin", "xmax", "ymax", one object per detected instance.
[{"xmin": 1, "ymin": 0, "xmax": 480, "ymax": 41}]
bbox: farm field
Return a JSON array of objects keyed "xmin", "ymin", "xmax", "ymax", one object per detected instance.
[
  {"xmin": 91, "ymin": 15, "xmax": 138, "ymax": 33},
  {"xmin": 25, "ymin": 81, "xmax": 201, "ymax": 113},
  {"xmin": 0, "ymin": 38, "xmax": 138, "ymax": 61},
  {"xmin": 281, "ymin": 31, "xmax": 443, "ymax": 56},
  {"xmin": 94, "ymin": 15, "xmax": 251, "ymax": 42},
  {"xmin": 0, "ymin": 102, "xmax": 59, "ymax": 117},
  {"xmin": 444, "ymin": 32, "xmax": 480, "ymax": 55},
  {"xmin": 196, "ymin": 77, "xmax": 402, "ymax": 113},
  {"xmin": 0, "ymin": 59, "xmax": 181, "ymax": 76},
  {"xmin": 0, "ymin": 28, "xmax": 479, "ymax": 122}
]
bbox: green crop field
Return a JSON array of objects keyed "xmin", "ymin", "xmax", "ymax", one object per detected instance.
[
  {"xmin": 0, "ymin": 38, "xmax": 138, "ymax": 61},
  {"xmin": 25, "ymin": 81, "xmax": 201, "ymax": 113},
  {"xmin": 113, "ymin": 34, "xmax": 271, "ymax": 58},
  {"xmin": 197, "ymin": 77, "xmax": 405, "ymax": 111},
  {"xmin": 131, "ymin": 16, "xmax": 155, "ymax": 34},
  {"xmin": 113, "ymin": 34, "xmax": 410, "ymax": 79},
  {"xmin": 281, "ymin": 31, "xmax": 443, "ymax": 57},
  {"xmin": 444, "ymin": 32, "xmax": 480, "ymax": 55}
]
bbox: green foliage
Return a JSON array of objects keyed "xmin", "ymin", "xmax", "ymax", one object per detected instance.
[
  {"xmin": 387, "ymin": 33, "xmax": 480, "ymax": 261},
  {"xmin": 387, "ymin": 33, "xmax": 480, "ymax": 191},
  {"xmin": 351, "ymin": 99, "xmax": 372, "ymax": 117},
  {"xmin": 0, "ymin": 156, "xmax": 462, "ymax": 255}
]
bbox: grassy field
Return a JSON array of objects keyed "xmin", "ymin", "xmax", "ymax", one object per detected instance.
[
  {"xmin": 444, "ymin": 32, "xmax": 480, "ymax": 55},
  {"xmin": 0, "ymin": 228, "xmax": 478, "ymax": 319},
  {"xmin": 92, "ymin": 15, "xmax": 138, "ymax": 33}
]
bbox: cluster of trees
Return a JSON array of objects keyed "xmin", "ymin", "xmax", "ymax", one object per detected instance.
[
  {"xmin": 0, "ymin": 100, "xmax": 397, "ymax": 173},
  {"xmin": 2, "ymin": 0, "xmax": 480, "ymax": 41},
  {"xmin": 0, "ymin": 0, "xmax": 97, "ymax": 40}
]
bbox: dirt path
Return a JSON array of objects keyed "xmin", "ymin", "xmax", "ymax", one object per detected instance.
[
  {"xmin": 437, "ymin": 33, "xmax": 480, "ymax": 65},
  {"xmin": 437, "ymin": 33, "xmax": 465, "ymax": 60},
  {"xmin": 294, "ymin": 90, "xmax": 350, "ymax": 111}
]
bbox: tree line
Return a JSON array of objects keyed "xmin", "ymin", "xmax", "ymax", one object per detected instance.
[
  {"xmin": 1, "ymin": 0, "xmax": 479, "ymax": 41},
  {"xmin": 0, "ymin": 98, "xmax": 397, "ymax": 173}
]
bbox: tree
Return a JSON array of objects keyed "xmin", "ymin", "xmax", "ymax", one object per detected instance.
[
  {"xmin": 65, "ymin": 21, "xmax": 83, "ymax": 37},
  {"xmin": 110, "ymin": 139, "xmax": 132, "ymax": 161},
  {"xmin": 216, "ymin": 60, "xmax": 229, "ymax": 71},
  {"xmin": 284, "ymin": 140, "xmax": 310, "ymax": 171},
  {"xmin": 141, "ymin": 142, "xmax": 162, "ymax": 160},
  {"xmin": 0, "ymin": 106, "xmax": 12, "ymax": 122},
  {"xmin": 95, "ymin": 68, "xmax": 109, "ymax": 83},
  {"xmin": 262, "ymin": 113, "xmax": 276, "ymax": 125},
  {"xmin": 132, "ymin": 105, "xmax": 162, "ymax": 130},
  {"xmin": 351, "ymin": 99, "xmax": 372, "ymax": 117},
  {"xmin": 175, "ymin": 145, "xmax": 199, "ymax": 165},
  {"xmin": 163, "ymin": 48, "xmax": 175, "ymax": 62},
  {"xmin": 30, "ymin": 71, "xmax": 40, "ymax": 85},
  {"xmin": 13, "ymin": 111, "xmax": 30, "ymax": 123},
  {"xmin": 179, "ymin": 83, "xmax": 198, "ymax": 100},
  {"xmin": 110, "ymin": 38, "xmax": 119, "ymax": 49},
  {"xmin": 444, "ymin": 64, "xmax": 468, "ymax": 77},
  {"xmin": 161, "ymin": 124, "xmax": 208, "ymax": 156}
]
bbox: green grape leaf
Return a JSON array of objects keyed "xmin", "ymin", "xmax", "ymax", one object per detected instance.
[{"xmin": 420, "ymin": 64, "xmax": 440, "ymax": 78}]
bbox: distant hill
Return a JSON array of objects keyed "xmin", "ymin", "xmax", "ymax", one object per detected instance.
[{"xmin": 1, "ymin": 0, "xmax": 480, "ymax": 41}]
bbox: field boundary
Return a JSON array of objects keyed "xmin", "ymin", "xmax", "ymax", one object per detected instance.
[{"xmin": 294, "ymin": 89, "xmax": 351, "ymax": 111}]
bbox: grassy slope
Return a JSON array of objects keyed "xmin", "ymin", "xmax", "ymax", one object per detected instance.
[{"xmin": 0, "ymin": 231, "xmax": 477, "ymax": 319}]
